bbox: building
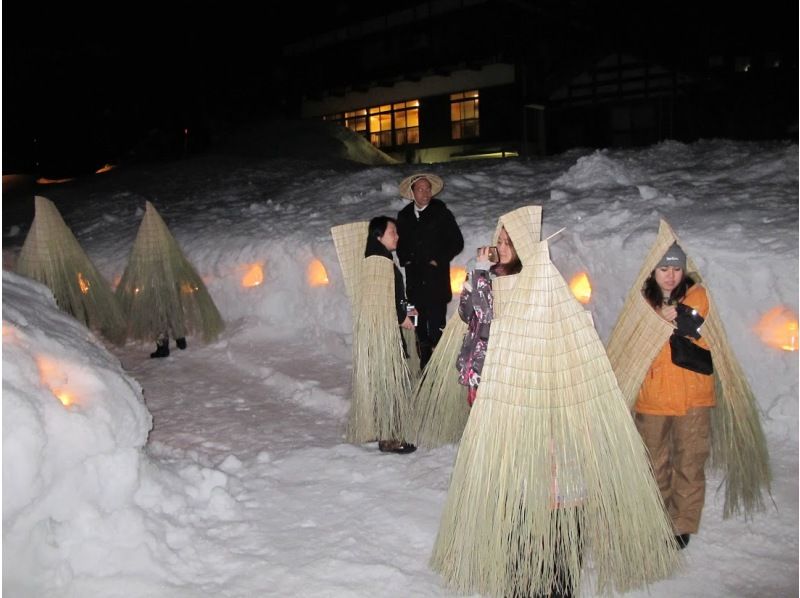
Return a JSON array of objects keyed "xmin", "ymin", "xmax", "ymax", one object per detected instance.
[{"xmin": 278, "ymin": 0, "xmax": 794, "ymax": 163}]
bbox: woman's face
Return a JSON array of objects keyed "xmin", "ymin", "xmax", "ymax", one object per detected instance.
[
  {"xmin": 378, "ymin": 221, "xmax": 399, "ymax": 252},
  {"xmin": 654, "ymin": 266, "xmax": 684, "ymax": 295},
  {"xmin": 496, "ymin": 228, "xmax": 517, "ymax": 265}
]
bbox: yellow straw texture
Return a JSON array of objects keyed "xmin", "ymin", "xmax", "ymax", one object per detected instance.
[
  {"xmin": 606, "ymin": 218, "xmax": 770, "ymax": 518},
  {"xmin": 16, "ymin": 196, "xmax": 126, "ymax": 345},
  {"xmin": 431, "ymin": 211, "xmax": 679, "ymax": 597},
  {"xmin": 410, "ymin": 313, "xmax": 470, "ymax": 448},
  {"xmin": 346, "ymin": 255, "xmax": 414, "ymax": 442},
  {"xmin": 115, "ymin": 201, "xmax": 224, "ymax": 342}
]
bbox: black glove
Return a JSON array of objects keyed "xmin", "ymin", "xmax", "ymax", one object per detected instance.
[{"xmin": 675, "ymin": 303, "xmax": 704, "ymax": 339}]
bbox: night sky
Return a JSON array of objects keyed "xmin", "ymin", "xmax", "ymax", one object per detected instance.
[{"xmin": 3, "ymin": 1, "xmax": 795, "ymax": 177}]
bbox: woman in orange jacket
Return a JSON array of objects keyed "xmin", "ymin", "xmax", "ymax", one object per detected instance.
[{"xmin": 634, "ymin": 242, "xmax": 715, "ymax": 550}]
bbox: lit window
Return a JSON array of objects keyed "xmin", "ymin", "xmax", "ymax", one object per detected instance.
[
  {"xmin": 393, "ymin": 100, "xmax": 420, "ymax": 146},
  {"xmin": 344, "ymin": 109, "xmax": 368, "ymax": 134},
  {"xmin": 369, "ymin": 104, "xmax": 393, "ymax": 147},
  {"xmin": 451, "ymin": 90, "xmax": 480, "ymax": 140}
]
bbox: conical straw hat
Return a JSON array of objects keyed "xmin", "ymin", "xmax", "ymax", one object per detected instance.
[
  {"xmin": 16, "ymin": 196, "xmax": 126, "ymax": 345},
  {"xmin": 398, "ymin": 173, "xmax": 444, "ymax": 200},
  {"xmin": 331, "ymin": 222, "xmax": 414, "ymax": 443},
  {"xmin": 606, "ymin": 218, "xmax": 771, "ymax": 518},
  {"xmin": 430, "ymin": 211, "xmax": 680, "ymax": 597},
  {"xmin": 115, "ymin": 201, "xmax": 224, "ymax": 342}
]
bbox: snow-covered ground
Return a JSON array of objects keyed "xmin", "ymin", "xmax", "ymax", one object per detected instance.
[{"xmin": 3, "ymin": 129, "xmax": 798, "ymax": 597}]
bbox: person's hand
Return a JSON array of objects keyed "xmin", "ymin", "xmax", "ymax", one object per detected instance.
[
  {"xmin": 476, "ymin": 246, "xmax": 490, "ymax": 262},
  {"xmin": 659, "ymin": 304, "xmax": 678, "ymax": 323},
  {"xmin": 401, "ymin": 316, "xmax": 415, "ymax": 330}
]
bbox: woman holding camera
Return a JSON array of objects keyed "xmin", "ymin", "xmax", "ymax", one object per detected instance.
[
  {"xmin": 456, "ymin": 226, "xmax": 522, "ymax": 406},
  {"xmin": 634, "ymin": 242, "xmax": 715, "ymax": 550}
]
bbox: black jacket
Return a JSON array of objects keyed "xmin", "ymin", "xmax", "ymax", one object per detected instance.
[{"xmin": 396, "ymin": 198, "xmax": 464, "ymax": 306}]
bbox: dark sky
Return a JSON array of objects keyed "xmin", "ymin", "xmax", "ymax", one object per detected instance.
[{"xmin": 3, "ymin": 1, "xmax": 795, "ymax": 176}]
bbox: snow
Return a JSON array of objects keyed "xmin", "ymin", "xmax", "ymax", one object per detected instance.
[{"xmin": 2, "ymin": 128, "xmax": 798, "ymax": 597}]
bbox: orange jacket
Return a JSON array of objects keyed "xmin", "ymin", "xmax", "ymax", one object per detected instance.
[{"xmin": 635, "ymin": 284, "xmax": 716, "ymax": 416}]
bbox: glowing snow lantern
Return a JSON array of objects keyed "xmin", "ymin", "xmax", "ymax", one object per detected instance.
[
  {"xmin": 95, "ymin": 164, "xmax": 115, "ymax": 174},
  {"xmin": 307, "ymin": 259, "xmax": 329, "ymax": 287},
  {"xmin": 569, "ymin": 272, "xmax": 592, "ymax": 304},
  {"xmin": 450, "ymin": 266, "xmax": 467, "ymax": 294},
  {"xmin": 242, "ymin": 263, "xmax": 264, "ymax": 288},
  {"xmin": 755, "ymin": 306, "xmax": 798, "ymax": 352},
  {"xmin": 77, "ymin": 271, "xmax": 90, "ymax": 294},
  {"xmin": 36, "ymin": 357, "xmax": 76, "ymax": 407}
]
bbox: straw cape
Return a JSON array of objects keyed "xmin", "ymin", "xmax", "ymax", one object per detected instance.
[
  {"xmin": 605, "ymin": 219, "xmax": 771, "ymax": 519},
  {"xmin": 430, "ymin": 206, "xmax": 680, "ymax": 598},
  {"xmin": 331, "ymin": 221, "xmax": 415, "ymax": 443},
  {"xmin": 16, "ymin": 195, "xmax": 126, "ymax": 345},
  {"xmin": 409, "ymin": 312, "xmax": 469, "ymax": 448},
  {"xmin": 115, "ymin": 201, "xmax": 224, "ymax": 343}
]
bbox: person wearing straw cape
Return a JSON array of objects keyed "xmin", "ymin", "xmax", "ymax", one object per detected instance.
[
  {"xmin": 430, "ymin": 206, "xmax": 680, "ymax": 598},
  {"xmin": 606, "ymin": 220, "xmax": 771, "ymax": 551},
  {"xmin": 15, "ymin": 195, "xmax": 127, "ymax": 346},
  {"xmin": 331, "ymin": 217, "xmax": 417, "ymax": 454},
  {"xmin": 115, "ymin": 201, "xmax": 224, "ymax": 358},
  {"xmin": 456, "ymin": 227, "xmax": 522, "ymax": 407}
]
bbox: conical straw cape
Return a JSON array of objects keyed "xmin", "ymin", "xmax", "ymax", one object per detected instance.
[
  {"xmin": 430, "ymin": 206, "xmax": 680, "ymax": 598},
  {"xmin": 409, "ymin": 312, "xmax": 469, "ymax": 448},
  {"xmin": 16, "ymin": 195, "xmax": 126, "ymax": 345},
  {"xmin": 606, "ymin": 218, "xmax": 771, "ymax": 518},
  {"xmin": 331, "ymin": 222, "xmax": 414, "ymax": 443},
  {"xmin": 115, "ymin": 201, "xmax": 224, "ymax": 342}
]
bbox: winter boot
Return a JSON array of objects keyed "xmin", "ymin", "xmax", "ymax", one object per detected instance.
[
  {"xmin": 150, "ymin": 339, "xmax": 170, "ymax": 358},
  {"xmin": 674, "ymin": 533, "xmax": 691, "ymax": 549},
  {"xmin": 176, "ymin": 337, "xmax": 187, "ymax": 350}
]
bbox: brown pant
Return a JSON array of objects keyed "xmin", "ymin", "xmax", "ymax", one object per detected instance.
[{"xmin": 635, "ymin": 408, "xmax": 711, "ymax": 534}]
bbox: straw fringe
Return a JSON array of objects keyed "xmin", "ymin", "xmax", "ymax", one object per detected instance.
[
  {"xmin": 410, "ymin": 313, "xmax": 470, "ymax": 448},
  {"xmin": 605, "ymin": 219, "xmax": 771, "ymax": 519},
  {"xmin": 432, "ymin": 226, "xmax": 680, "ymax": 598},
  {"xmin": 115, "ymin": 201, "xmax": 224, "ymax": 342},
  {"xmin": 16, "ymin": 196, "xmax": 126, "ymax": 345},
  {"xmin": 339, "ymin": 251, "xmax": 414, "ymax": 443}
]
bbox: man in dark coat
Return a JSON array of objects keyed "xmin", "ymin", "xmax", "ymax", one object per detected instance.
[{"xmin": 396, "ymin": 173, "xmax": 464, "ymax": 369}]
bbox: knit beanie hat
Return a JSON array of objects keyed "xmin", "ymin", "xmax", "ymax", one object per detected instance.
[{"xmin": 656, "ymin": 242, "xmax": 686, "ymax": 269}]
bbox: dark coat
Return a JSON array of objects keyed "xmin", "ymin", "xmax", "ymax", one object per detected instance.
[{"xmin": 396, "ymin": 198, "xmax": 464, "ymax": 307}]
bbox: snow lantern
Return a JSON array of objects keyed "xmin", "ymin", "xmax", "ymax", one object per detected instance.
[
  {"xmin": 307, "ymin": 258, "xmax": 329, "ymax": 287},
  {"xmin": 755, "ymin": 306, "xmax": 798, "ymax": 352},
  {"xmin": 37, "ymin": 356, "xmax": 75, "ymax": 407},
  {"xmin": 450, "ymin": 266, "xmax": 467, "ymax": 294},
  {"xmin": 241, "ymin": 263, "xmax": 264, "ymax": 288},
  {"xmin": 569, "ymin": 272, "xmax": 592, "ymax": 304}
]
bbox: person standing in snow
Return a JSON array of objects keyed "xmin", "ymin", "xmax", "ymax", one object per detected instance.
[
  {"xmin": 633, "ymin": 242, "xmax": 715, "ymax": 550},
  {"xmin": 396, "ymin": 173, "xmax": 464, "ymax": 371},
  {"xmin": 456, "ymin": 227, "xmax": 522, "ymax": 406}
]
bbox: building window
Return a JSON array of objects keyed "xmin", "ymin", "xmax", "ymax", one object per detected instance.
[
  {"xmin": 369, "ymin": 104, "xmax": 393, "ymax": 147},
  {"xmin": 393, "ymin": 100, "xmax": 419, "ymax": 146},
  {"xmin": 451, "ymin": 90, "xmax": 479, "ymax": 140},
  {"xmin": 326, "ymin": 100, "xmax": 420, "ymax": 148}
]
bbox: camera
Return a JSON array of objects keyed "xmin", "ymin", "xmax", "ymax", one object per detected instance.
[
  {"xmin": 406, "ymin": 304, "xmax": 418, "ymax": 326},
  {"xmin": 477, "ymin": 246, "xmax": 499, "ymax": 263}
]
